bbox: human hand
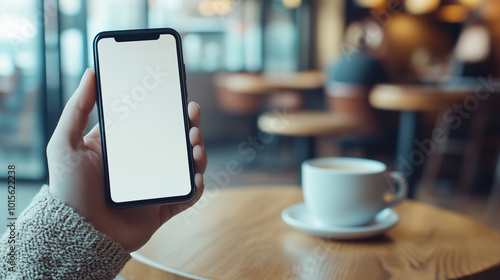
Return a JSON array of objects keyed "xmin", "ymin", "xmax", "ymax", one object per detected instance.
[{"xmin": 46, "ymin": 68, "xmax": 207, "ymax": 252}]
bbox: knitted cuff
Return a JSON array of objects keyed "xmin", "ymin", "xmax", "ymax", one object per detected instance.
[{"xmin": 1, "ymin": 185, "xmax": 131, "ymax": 279}]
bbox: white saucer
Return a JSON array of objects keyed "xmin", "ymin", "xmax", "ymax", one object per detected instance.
[{"xmin": 281, "ymin": 203, "xmax": 399, "ymax": 239}]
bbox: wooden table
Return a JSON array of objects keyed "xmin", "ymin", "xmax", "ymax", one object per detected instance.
[
  {"xmin": 258, "ymin": 110, "xmax": 358, "ymax": 137},
  {"xmin": 214, "ymin": 71, "xmax": 325, "ymax": 117},
  {"xmin": 370, "ymin": 84, "xmax": 473, "ymax": 198},
  {"xmin": 264, "ymin": 71, "xmax": 325, "ymax": 91},
  {"xmin": 121, "ymin": 186, "xmax": 500, "ymax": 280},
  {"xmin": 257, "ymin": 111, "xmax": 359, "ymax": 160},
  {"xmin": 220, "ymin": 71, "xmax": 325, "ymax": 94}
]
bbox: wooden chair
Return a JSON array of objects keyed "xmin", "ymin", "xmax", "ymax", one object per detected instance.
[
  {"xmin": 214, "ymin": 73, "xmax": 268, "ymax": 115},
  {"xmin": 370, "ymin": 84, "xmax": 474, "ymax": 197},
  {"xmin": 421, "ymin": 93, "xmax": 499, "ymax": 195},
  {"xmin": 213, "ymin": 73, "xmax": 271, "ymax": 140}
]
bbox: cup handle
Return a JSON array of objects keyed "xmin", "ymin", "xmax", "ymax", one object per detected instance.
[{"xmin": 383, "ymin": 171, "xmax": 408, "ymax": 208}]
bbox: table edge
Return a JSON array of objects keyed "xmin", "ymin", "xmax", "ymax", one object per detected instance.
[{"xmin": 131, "ymin": 252, "xmax": 212, "ymax": 280}]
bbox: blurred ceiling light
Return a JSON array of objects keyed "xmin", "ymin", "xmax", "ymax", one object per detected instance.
[
  {"xmin": 455, "ymin": 25, "xmax": 490, "ymax": 62},
  {"xmin": 282, "ymin": 0, "xmax": 302, "ymax": 9},
  {"xmin": 355, "ymin": 0, "xmax": 386, "ymax": 8},
  {"xmin": 437, "ymin": 5, "xmax": 468, "ymax": 23},
  {"xmin": 199, "ymin": 0, "xmax": 215, "ymax": 17},
  {"xmin": 405, "ymin": 0, "xmax": 440, "ymax": 14},
  {"xmin": 199, "ymin": 0, "xmax": 232, "ymax": 17},
  {"xmin": 213, "ymin": 0, "xmax": 233, "ymax": 16},
  {"xmin": 458, "ymin": 0, "xmax": 483, "ymax": 9},
  {"xmin": 481, "ymin": 0, "xmax": 500, "ymax": 21}
]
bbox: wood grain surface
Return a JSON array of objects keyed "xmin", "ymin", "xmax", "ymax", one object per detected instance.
[
  {"xmin": 220, "ymin": 71, "xmax": 325, "ymax": 95},
  {"xmin": 121, "ymin": 186, "xmax": 500, "ymax": 280},
  {"xmin": 370, "ymin": 84, "xmax": 473, "ymax": 112},
  {"xmin": 257, "ymin": 111, "xmax": 358, "ymax": 137},
  {"xmin": 264, "ymin": 71, "xmax": 325, "ymax": 90}
]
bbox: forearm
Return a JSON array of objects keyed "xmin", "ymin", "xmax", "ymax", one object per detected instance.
[{"xmin": 0, "ymin": 185, "xmax": 130, "ymax": 279}]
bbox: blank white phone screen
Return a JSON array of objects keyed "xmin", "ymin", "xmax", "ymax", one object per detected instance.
[{"xmin": 97, "ymin": 34, "xmax": 191, "ymax": 203}]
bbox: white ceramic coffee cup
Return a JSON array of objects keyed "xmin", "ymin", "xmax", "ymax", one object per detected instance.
[{"xmin": 302, "ymin": 157, "xmax": 407, "ymax": 227}]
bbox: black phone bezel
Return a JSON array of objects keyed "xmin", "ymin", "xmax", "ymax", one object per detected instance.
[{"xmin": 93, "ymin": 28, "xmax": 195, "ymax": 208}]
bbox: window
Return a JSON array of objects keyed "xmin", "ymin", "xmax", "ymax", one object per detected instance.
[
  {"xmin": 0, "ymin": 0, "xmax": 46, "ymax": 179},
  {"xmin": 0, "ymin": 0, "xmax": 309, "ymax": 179}
]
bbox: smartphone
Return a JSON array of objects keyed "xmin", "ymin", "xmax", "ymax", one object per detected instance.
[{"xmin": 93, "ymin": 28, "xmax": 195, "ymax": 208}]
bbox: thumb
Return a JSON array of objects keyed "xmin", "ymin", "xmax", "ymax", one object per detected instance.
[{"xmin": 51, "ymin": 68, "xmax": 96, "ymax": 147}]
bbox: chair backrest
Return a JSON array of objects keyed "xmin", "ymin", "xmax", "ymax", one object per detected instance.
[
  {"xmin": 213, "ymin": 73, "xmax": 266, "ymax": 114},
  {"xmin": 326, "ymin": 82, "xmax": 382, "ymax": 135}
]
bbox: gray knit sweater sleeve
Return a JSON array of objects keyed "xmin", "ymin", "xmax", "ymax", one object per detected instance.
[{"xmin": 0, "ymin": 185, "xmax": 131, "ymax": 279}]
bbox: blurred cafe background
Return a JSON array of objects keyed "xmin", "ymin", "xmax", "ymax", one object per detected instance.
[{"xmin": 1, "ymin": 0, "xmax": 500, "ymax": 229}]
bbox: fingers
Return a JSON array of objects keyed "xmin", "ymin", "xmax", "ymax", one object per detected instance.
[
  {"xmin": 193, "ymin": 144, "xmax": 207, "ymax": 174},
  {"xmin": 51, "ymin": 69, "xmax": 96, "ymax": 147},
  {"xmin": 159, "ymin": 172, "xmax": 204, "ymax": 224},
  {"xmin": 189, "ymin": 127, "xmax": 204, "ymax": 147},
  {"xmin": 183, "ymin": 173, "xmax": 205, "ymax": 207},
  {"xmin": 192, "ymin": 173, "xmax": 204, "ymax": 205},
  {"xmin": 182, "ymin": 173, "xmax": 205, "ymax": 209},
  {"xmin": 189, "ymin": 115, "xmax": 207, "ymax": 174},
  {"xmin": 195, "ymin": 173, "xmax": 204, "ymax": 190},
  {"xmin": 188, "ymin": 101, "xmax": 201, "ymax": 129}
]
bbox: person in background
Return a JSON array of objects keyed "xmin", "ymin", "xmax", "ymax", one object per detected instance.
[
  {"xmin": 325, "ymin": 20, "xmax": 394, "ymax": 156},
  {"xmin": 326, "ymin": 20, "xmax": 391, "ymax": 134},
  {"xmin": 0, "ymin": 69, "xmax": 208, "ymax": 279}
]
